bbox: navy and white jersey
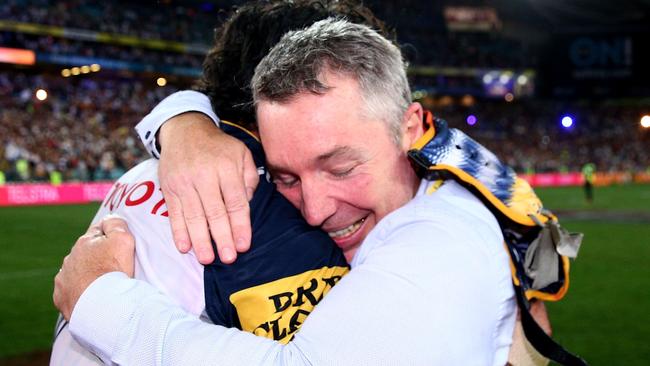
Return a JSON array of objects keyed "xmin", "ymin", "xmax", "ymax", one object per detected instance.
[{"xmin": 50, "ymin": 122, "xmax": 348, "ymax": 365}]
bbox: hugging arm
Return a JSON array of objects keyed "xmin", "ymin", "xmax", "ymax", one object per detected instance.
[
  {"xmin": 60, "ymin": 211, "xmax": 511, "ymax": 365},
  {"xmin": 136, "ymin": 91, "xmax": 258, "ymax": 264}
]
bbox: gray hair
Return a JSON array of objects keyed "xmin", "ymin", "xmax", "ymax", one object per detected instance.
[{"xmin": 251, "ymin": 18, "xmax": 411, "ymax": 144}]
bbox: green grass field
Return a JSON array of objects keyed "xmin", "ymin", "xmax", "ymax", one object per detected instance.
[
  {"xmin": 0, "ymin": 203, "xmax": 99, "ymax": 360},
  {"xmin": 0, "ymin": 185, "xmax": 648, "ymax": 364},
  {"xmin": 538, "ymin": 185, "xmax": 650, "ymax": 365}
]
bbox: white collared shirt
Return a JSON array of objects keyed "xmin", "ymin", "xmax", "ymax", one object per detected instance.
[{"xmin": 69, "ymin": 179, "xmax": 516, "ymax": 366}]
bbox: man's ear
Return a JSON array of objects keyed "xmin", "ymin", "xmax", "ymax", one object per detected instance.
[{"xmin": 401, "ymin": 102, "xmax": 424, "ymax": 150}]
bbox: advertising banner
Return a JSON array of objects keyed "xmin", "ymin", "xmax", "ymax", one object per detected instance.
[
  {"xmin": 539, "ymin": 33, "xmax": 650, "ymax": 98},
  {"xmin": 0, "ymin": 182, "xmax": 113, "ymax": 206}
]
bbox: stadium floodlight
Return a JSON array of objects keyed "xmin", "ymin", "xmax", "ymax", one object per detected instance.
[
  {"xmin": 517, "ymin": 74, "xmax": 528, "ymax": 85},
  {"xmin": 438, "ymin": 95, "xmax": 453, "ymax": 106},
  {"xmin": 461, "ymin": 94, "xmax": 475, "ymax": 107},
  {"xmin": 482, "ymin": 74, "xmax": 493, "ymax": 84},
  {"xmin": 561, "ymin": 116, "xmax": 574, "ymax": 128},
  {"xmin": 156, "ymin": 77, "xmax": 167, "ymax": 87},
  {"xmin": 35, "ymin": 89, "xmax": 47, "ymax": 101},
  {"xmin": 641, "ymin": 115, "xmax": 650, "ymax": 128},
  {"xmin": 466, "ymin": 115, "xmax": 477, "ymax": 126}
]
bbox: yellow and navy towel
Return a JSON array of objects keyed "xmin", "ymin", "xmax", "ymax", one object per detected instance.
[
  {"xmin": 409, "ymin": 113, "xmax": 587, "ymax": 366},
  {"xmin": 204, "ymin": 122, "xmax": 349, "ymax": 344}
]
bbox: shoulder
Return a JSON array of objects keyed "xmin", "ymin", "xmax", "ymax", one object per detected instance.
[
  {"xmin": 220, "ymin": 122, "xmax": 265, "ymax": 165},
  {"xmin": 353, "ymin": 181, "xmax": 504, "ymax": 268},
  {"xmin": 349, "ymin": 180, "xmax": 514, "ymax": 319},
  {"xmin": 411, "ymin": 180, "xmax": 500, "ymax": 231}
]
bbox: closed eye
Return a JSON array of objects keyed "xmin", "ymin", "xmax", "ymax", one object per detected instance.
[
  {"xmin": 273, "ymin": 174, "xmax": 299, "ymax": 188},
  {"xmin": 330, "ymin": 166, "xmax": 355, "ymax": 178}
]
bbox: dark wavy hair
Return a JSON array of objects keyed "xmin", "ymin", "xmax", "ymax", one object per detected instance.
[{"xmin": 194, "ymin": 0, "xmax": 393, "ymax": 131}]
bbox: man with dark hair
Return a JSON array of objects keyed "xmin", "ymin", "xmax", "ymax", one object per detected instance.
[{"xmin": 196, "ymin": 0, "xmax": 393, "ymax": 131}]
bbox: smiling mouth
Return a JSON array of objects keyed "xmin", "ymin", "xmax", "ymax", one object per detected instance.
[{"xmin": 327, "ymin": 217, "xmax": 366, "ymax": 239}]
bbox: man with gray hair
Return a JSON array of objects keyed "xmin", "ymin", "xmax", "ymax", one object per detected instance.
[{"xmin": 55, "ymin": 18, "xmax": 516, "ymax": 365}]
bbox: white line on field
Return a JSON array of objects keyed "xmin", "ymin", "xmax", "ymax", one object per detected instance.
[{"xmin": 0, "ymin": 267, "xmax": 58, "ymax": 280}]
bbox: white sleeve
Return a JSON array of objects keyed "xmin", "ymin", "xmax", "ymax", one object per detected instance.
[
  {"xmin": 68, "ymin": 215, "xmax": 514, "ymax": 365},
  {"xmin": 135, "ymin": 90, "xmax": 220, "ymax": 158},
  {"xmin": 69, "ymin": 272, "xmax": 285, "ymax": 366}
]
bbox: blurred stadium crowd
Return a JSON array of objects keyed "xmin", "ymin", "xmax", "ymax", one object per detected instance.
[
  {"xmin": 0, "ymin": 32, "xmax": 204, "ymax": 69},
  {"xmin": 0, "ymin": 71, "xmax": 176, "ymax": 182},
  {"xmin": 0, "ymin": 0, "xmax": 534, "ymax": 68},
  {"xmin": 441, "ymin": 102, "xmax": 649, "ymax": 173},
  {"xmin": 1, "ymin": 0, "xmax": 648, "ymax": 183},
  {"xmin": 1, "ymin": 0, "xmax": 218, "ymax": 44}
]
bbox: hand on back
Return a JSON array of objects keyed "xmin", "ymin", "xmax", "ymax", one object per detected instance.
[{"xmin": 158, "ymin": 112, "xmax": 259, "ymax": 264}]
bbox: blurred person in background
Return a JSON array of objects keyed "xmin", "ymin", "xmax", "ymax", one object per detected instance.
[
  {"xmin": 92, "ymin": 152, "xmax": 125, "ymax": 181},
  {"xmin": 582, "ymin": 162, "xmax": 596, "ymax": 204}
]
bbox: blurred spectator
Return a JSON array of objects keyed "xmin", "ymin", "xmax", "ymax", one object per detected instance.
[{"xmin": 93, "ymin": 152, "xmax": 125, "ymax": 181}]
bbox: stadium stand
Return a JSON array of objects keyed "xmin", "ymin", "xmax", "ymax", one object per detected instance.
[
  {"xmin": 0, "ymin": 0, "xmax": 224, "ymax": 44},
  {"xmin": 437, "ymin": 100, "xmax": 650, "ymax": 173},
  {"xmin": 1, "ymin": 0, "xmax": 536, "ymax": 68},
  {"xmin": 0, "ymin": 70, "xmax": 178, "ymax": 182},
  {"xmin": 0, "ymin": 32, "xmax": 204, "ymax": 69},
  {"xmin": 0, "ymin": 0, "xmax": 648, "ymax": 183}
]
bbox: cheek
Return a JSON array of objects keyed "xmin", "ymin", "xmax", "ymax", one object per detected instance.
[{"xmin": 330, "ymin": 174, "xmax": 376, "ymax": 207}]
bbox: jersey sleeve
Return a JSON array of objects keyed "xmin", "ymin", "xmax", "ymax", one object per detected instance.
[{"xmin": 135, "ymin": 90, "xmax": 220, "ymax": 158}]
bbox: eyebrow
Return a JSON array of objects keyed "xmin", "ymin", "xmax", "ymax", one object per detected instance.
[
  {"xmin": 265, "ymin": 161, "xmax": 289, "ymax": 177},
  {"xmin": 316, "ymin": 145, "xmax": 364, "ymax": 163},
  {"xmin": 266, "ymin": 145, "xmax": 365, "ymax": 176}
]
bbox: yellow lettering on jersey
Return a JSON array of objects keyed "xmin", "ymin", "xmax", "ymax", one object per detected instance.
[{"xmin": 229, "ymin": 266, "xmax": 349, "ymax": 344}]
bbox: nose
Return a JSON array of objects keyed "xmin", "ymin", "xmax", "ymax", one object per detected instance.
[{"xmin": 300, "ymin": 176, "xmax": 336, "ymax": 227}]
